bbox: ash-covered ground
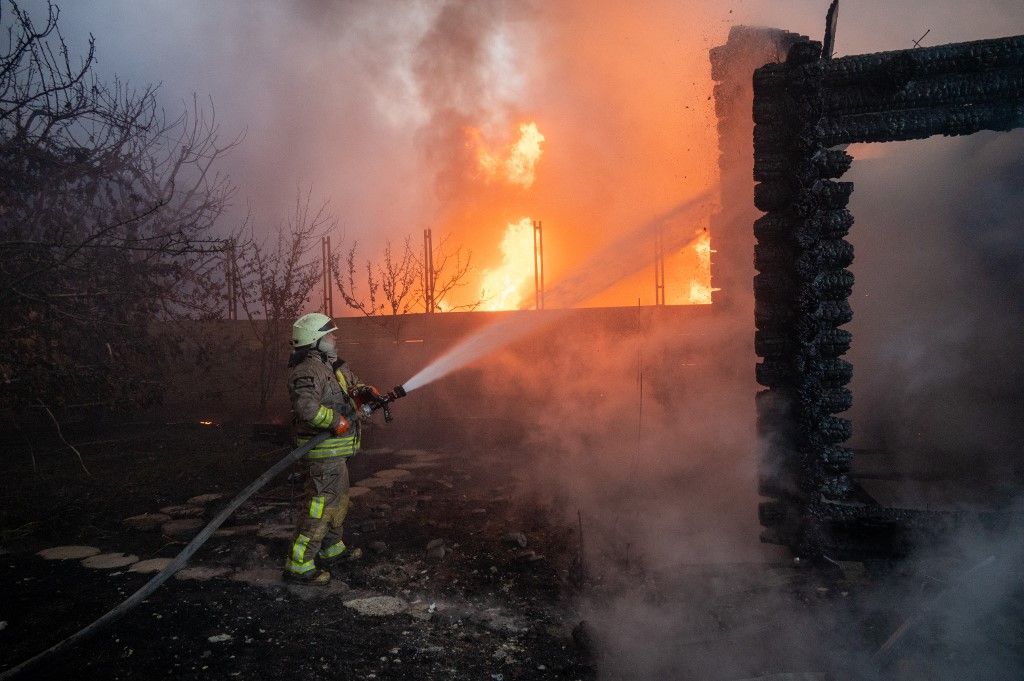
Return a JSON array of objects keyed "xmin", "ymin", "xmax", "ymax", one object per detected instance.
[{"xmin": 3, "ymin": 420, "xmax": 1022, "ymax": 681}]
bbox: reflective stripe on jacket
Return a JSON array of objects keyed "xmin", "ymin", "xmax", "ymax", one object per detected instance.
[{"xmin": 288, "ymin": 352, "xmax": 364, "ymax": 459}]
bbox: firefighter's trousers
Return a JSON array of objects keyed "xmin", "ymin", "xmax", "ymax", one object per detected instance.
[{"xmin": 284, "ymin": 457, "xmax": 351, "ymax": 575}]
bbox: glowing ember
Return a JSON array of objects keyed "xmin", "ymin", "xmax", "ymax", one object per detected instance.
[
  {"xmin": 469, "ymin": 122, "xmax": 545, "ymax": 188},
  {"xmin": 198, "ymin": 420, "xmax": 214, "ymax": 426},
  {"xmin": 479, "ymin": 217, "xmax": 536, "ymax": 310}
]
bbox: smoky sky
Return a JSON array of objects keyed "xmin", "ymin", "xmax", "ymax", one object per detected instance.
[
  {"xmin": 20, "ymin": 0, "xmax": 1024, "ymax": 270},
  {"xmin": 14, "ymin": 0, "xmax": 1024, "ymax": 473}
]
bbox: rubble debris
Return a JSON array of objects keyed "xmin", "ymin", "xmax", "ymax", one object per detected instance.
[
  {"xmin": 207, "ymin": 633, "xmax": 233, "ymax": 643},
  {"xmin": 128, "ymin": 558, "xmax": 173, "ymax": 574},
  {"xmin": 571, "ymin": 620, "xmax": 594, "ymax": 652},
  {"xmin": 81, "ymin": 552, "xmax": 139, "ymax": 569},
  {"xmin": 425, "ymin": 539, "xmax": 448, "ymax": 560},
  {"xmin": 368, "ymin": 541, "xmax": 388, "ymax": 554},
  {"xmin": 502, "ymin": 532, "xmax": 528, "ymax": 548},
  {"xmin": 161, "ymin": 519, "xmax": 204, "ymax": 539},
  {"xmin": 122, "ymin": 513, "xmax": 171, "ymax": 530},
  {"xmin": 343, "ymin": 595, "xmax": 409, "ymax": 616},
  {"xmin": 37, "ymin": 546, "xmax": 100, "ymax": 560}
]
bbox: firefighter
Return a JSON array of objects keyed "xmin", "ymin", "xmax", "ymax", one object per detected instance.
[{"xmin": 283, "ymin": 312, "xmax": 375, "ymax": 584}]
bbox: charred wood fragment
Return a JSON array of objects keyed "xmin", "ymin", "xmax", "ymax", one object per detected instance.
[
  {"xmin": 824, "ymin": 66, "xmax": 1024, "ymax": 117},
  {"xmin": 822, "ymin": 100, "xmax": 1024, "ymax": 145}
]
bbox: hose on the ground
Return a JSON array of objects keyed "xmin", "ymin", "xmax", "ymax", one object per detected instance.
[{"xmin": 0, "ymin": 431, "xmax": 330, "ymax": 680}]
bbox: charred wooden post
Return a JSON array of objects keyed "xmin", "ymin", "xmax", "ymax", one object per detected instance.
[
  {"xmin": 708, "ymin": 26, "xmax": 805, "ymax": 309},
  {"xmin": 752, "ymin": 33, "xmax": 1024, "ymax": 558}
]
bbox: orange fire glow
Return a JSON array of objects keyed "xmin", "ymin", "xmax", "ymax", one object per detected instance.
[
  {"xmin": 479, "ymin": 217, "xmax": 536, "ymax": 311},
  {"xmin": 686, "ymin": 229, "xmax": 713, "ymax": 305},
  {"xmin": 469, "ymin": 122, "xmax": 545, "ymax": 188}
]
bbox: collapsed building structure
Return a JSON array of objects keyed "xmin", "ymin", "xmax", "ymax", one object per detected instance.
[{"xmin": 711, "ymin": 24, "xmax": 1024, "ymax": 559}]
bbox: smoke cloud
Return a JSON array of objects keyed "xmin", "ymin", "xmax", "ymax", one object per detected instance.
[{"xmin": 23, "ymin": 0, "xmax": 1024, "ymax": 678}]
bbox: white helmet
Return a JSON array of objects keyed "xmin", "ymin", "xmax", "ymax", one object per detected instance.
[{"xmin": 292, "ymin": 312, "xmax": 337, "ymax": 348}]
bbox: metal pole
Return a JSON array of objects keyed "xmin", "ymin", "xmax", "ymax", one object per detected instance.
[
  {"xmin": 322, "ymin": 236, "xmax": 334, "ymax": 317},
  {"xmin": 654, "ymin": 227, "xmax": 665, "ymax": 306},
  {"xmin": 225, "ymin": 238, "xmax": 237, "ymax": 321},
  {"xmin": 423, "ymin": 229, "xmax": 435, "ymax": 313},
  {"xmin": 533, "ymin": 220, "xmax": 545, "ymax": 310}
]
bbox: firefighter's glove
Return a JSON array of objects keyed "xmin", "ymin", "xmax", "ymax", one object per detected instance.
[
  {"xmin": 329, "ymin": 412, "xmax": 351, "ymax": 436},
  {"xmin": 349, "ymin": 385, "xmax": 381, "ymax": 402}
]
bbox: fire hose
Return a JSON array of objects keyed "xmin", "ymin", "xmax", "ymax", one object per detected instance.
[{"xmin": 1, "ymin": 385, "xmax": 407, "ymax": 680}]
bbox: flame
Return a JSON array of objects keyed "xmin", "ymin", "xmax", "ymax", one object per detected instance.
[
  {"xmin": 469, "ymin": 122, "xmax": 545, "ymax": 188},
  {"xmin": 479, "ymin": 217, "xmax": 536, "ymax": 310},
  {"xmin": 686, "ymin": 229, "xmax": 713, "ymax": 304}
]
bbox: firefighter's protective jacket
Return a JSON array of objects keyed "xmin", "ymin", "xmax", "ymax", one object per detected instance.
[{"xmin": 289, "ymin": 351, "xmax": 364, "ymax": 458}]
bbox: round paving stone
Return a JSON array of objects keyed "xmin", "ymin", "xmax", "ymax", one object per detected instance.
[
  {"xmin": 159, "ymin": 505, "xmax": 204, "ymax": 518},
  {"xmin": 256, "ymin": 524, "xmax": 295, "ymax": 540},
  {"xmin": 358, "ymin": 477, "xmax": 393, "ymax": 489},
  {"xmin": 348, "ymin": 486, "xmax": 371, "ymax": 498},
  {"xmin": 343, "ymin": 595, "xmax": 408, "ymax": 616},
  {"xmin": 394, "ymin": 462, "xmax": 440, "ymax": 470},
  {"xmin": 162, "ymin": 519, "xmax": 204, "ymax": 539},
  {"xmin": 123, "ymin": 513, "xmax": 171, "ymax": 531},
  {"xmin": 185, "ymin": 493, "xmax": 224, "ymax": 506},
  {"xmin": 129, "ymin": 558, "xmax": 173, "ymax": 574},
  {"xmin": 230, "ymin": 568, "xmax": 282, "ymax": 585},
  {"xmin": 37, "ymin": 545, "xmax": 100, "ymax": 560},
  {"xmin": 82, "ymin": 552, "xmax": 139, "ymax": 569},
  {"xmin": 175, "ymin": 565, "xmax": 232, "ymax": 581},
  {"xmin": 213, "ymin": 524, "xmax": 260, "ymax": 538},
  {"xmin": 374, "ymin": 469, "xmax": 412, "ymax": 480}
]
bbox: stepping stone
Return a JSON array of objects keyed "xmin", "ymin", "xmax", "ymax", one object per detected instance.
[
  {"xmin": 37, "ymin": 545, "xmax": 100, "ymax": 560},
  {"xmin": 348, "ymin": 486, "xmax": 371, "ymax": 498},
  {"xmin": 123, "ymin": 513, "xmax": 171, "ymax": 531},
  {"xmin": 256, "ymin": 524, "xmax": 294, "ymax": 540},
  {"xmin": 213, "ymin": 524, "xmax": 259, "ymax": 538},
  {"xmin": 358, "ymin": 477, "xmax": 393, "ymax": 489},
  {"xmin": 159, "ymin": 505, "xmax": 204, "ymax": 518},
  {"xmin": 231, "ymin": 568, "xmax": 281, "ymax": 585},
  {"xmin": 343, "ymin": 595, "xmax": 408, "ymax": 616},
  {"xmin": 394, "ymin": 462, "xmax": 440, "ymax": 470},
  {"xmin": 186, "ymin": 493, "xmax": 224, "ymax": 506},
  {"xmin": 374, "ymin": 469, "xmax": 412, "ymax": 480},
  {"xmin": 162, "ymin": 519, "xmax": 204, "ymax": 539},
  {"xmin": 129, "ymin": 558, "xmax": 173, "ymax": 574},
  {"xmin": 82, "ymin": 552, "xmax": 139, "ymax": 569},
  {"xmin": 175, "ymin": 565, "xmax": 232, "ymax": 581}
]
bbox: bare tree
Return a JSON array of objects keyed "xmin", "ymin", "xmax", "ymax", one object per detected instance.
[
  {"xmin": 233, "ymin": 190, "xmax": 328, "ymax": 415},
  {"xmin": 333, "ymin": 236, "xmax": 420, "ymax": 316},
  {"xmin": 418, "ymin": 233, "xmax": 479, "ymax": 312},
  {"xmin": 334, "ymin": 231, "xmax": 480, "ymax": 318},
  {"xmin": 0, "ymin": 1, "xmax": 238, "ymax": 414}
]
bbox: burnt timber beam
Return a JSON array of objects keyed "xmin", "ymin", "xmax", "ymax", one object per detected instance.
[{"xmin": 750, "ymin": 32, "xmax": 1024, "ymax": 559}]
